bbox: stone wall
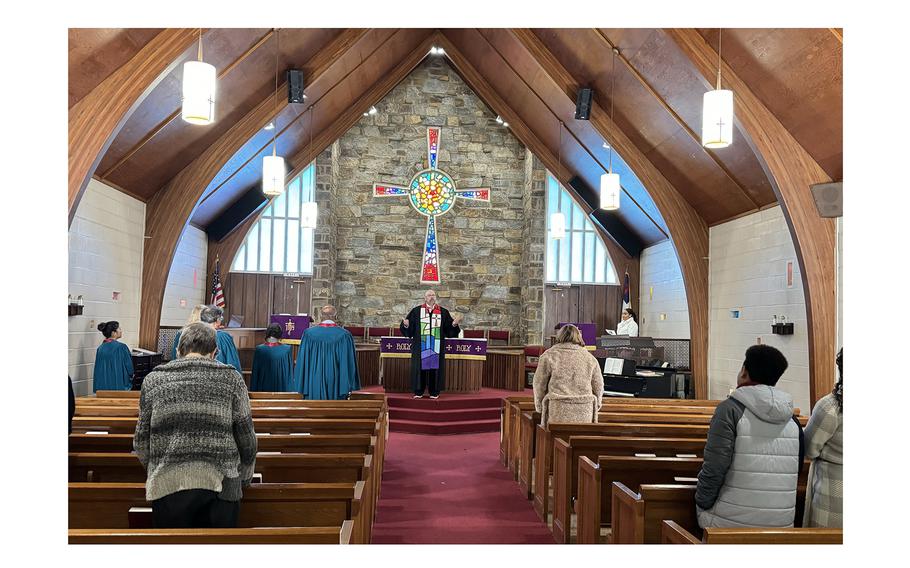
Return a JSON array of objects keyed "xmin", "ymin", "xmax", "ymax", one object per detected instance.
[
  {"xmin": 319, "ymin": 57, "xmax": 533, "ymax": 340},
  {"xmin": 311, "ymin": 143, "xmax": 338, "ymax": 308}
]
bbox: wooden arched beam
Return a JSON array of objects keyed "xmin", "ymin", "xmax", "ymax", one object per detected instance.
[
  {"xmin": 137, "ymin": 29, "xmax": 371, "ymax": 349},
  {"xmin": 667, "ymin": 29, "xmax": 836, "ymax": 404},
  {"xmin": 436, "ymin": 33, "xmax": 638, "ymax": 278},
  {"xmin": 69, "ymin": 29, "xmax": 198, "ymax": 226},
  {"xmin": 508, "ymin": 29, "xmax": 710, "ymax": 398},
  {"xmin": 207, "ymin": 31, "xmax": 443, "ymax": 304}
]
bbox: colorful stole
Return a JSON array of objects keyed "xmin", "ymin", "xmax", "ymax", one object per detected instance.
[{"xmin": 419, "ymin": 304, "xmax": 442, "ymax": 370}]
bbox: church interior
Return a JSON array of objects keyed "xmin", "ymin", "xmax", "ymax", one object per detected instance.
[{"xmin": 56, "ymin": 20, "xmax": 855, "ymax": 551}]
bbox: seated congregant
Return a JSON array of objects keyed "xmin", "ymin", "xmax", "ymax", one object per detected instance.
[
  {"xmin": 199, "ymin": 305, "xmax": 242, "ymax": 373},
  {"xmin": 802, "ymin": 348, "xmax": 843, "ymax": 528},
  {"xmin": 532, "ymin": 324, "xmax": 603, "ymax": 428},
  {"xmin": 134, "ymin": 322, "xmax": 257, "ymax": 528},
  {"xmin": 294, "ymin": 305, "xmax": 360, "ymax": 400},
  {"xmin": 250, "ymin": 323, "xmax": 295, "ymax": 392},
  {"xmin": 696, "ymin": 344, "xmax": 804, "ymax": 529},
  {"xmin": 171, "ymin": 304, "xmax": 206, "ymax": 360},
  {"xmin": 92, "ymin": 320, "xmax": 134, "ymax": 392}
]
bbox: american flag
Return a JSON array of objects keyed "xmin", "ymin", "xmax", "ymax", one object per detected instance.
[
  {"xmin": 211, "ymin": 257, "xmax": 226, "ymax": 309},
  {"xmin": 622, "ymin": 270, "xmax": 631, "ymax": 309}
]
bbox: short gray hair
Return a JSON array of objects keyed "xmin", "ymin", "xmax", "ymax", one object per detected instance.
[
  {"xmin": 320, "ymin": 305, "xmax": 337, "ymax": 321},
  {"xmin": 200, "ymin": 305, "xmax": 224, "ymax": 325},
  {"xmin": 178, "ymin": 322, "xmax": 218, "ymax": 357}
]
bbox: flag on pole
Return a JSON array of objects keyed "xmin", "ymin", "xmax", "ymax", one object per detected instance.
[
  {"xmin": 211, "ymin": 256, "xmax": 226, "ymax": 309},
  {"xmin": 622, "ymin": 270, "xmax": 631, "ymax": 309}
]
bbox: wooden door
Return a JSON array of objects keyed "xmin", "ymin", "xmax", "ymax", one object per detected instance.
[{"xmin": 272, "ymin": 276, "xmax": 312, "ymax": 316}]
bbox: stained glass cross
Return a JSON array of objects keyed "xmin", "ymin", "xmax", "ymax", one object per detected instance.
[{"xmin": 373, "ymin": 127, "xmax": 490, "ymax": 284}]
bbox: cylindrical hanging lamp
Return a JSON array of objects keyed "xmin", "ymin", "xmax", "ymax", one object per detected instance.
[
  {"xmin": 701, "ymin": 29, "xmax": 734, "ymax": 149},
  {"xmin": 600, "ymin": 172, "xmax": 621, "ymax": 210},
  {"xmin": 181, "ymin": 30, "xmax": 216, "ymax": 125}
]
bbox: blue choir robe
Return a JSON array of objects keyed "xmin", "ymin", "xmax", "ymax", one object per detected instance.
[
  {"xmin": 294, "ymin": 325, "xmax": 361, "ymax": 400},
  {"xmin": 92, "ymin": 340, "xmax": 134, "ymax": 392},
  {"xmin": 250, "ymin": 342, "xmax": 294, "ymax": 392},
  {"xmin": 216, "ymin": 330, "xmax": 242, "ymax": 373},
  {"xmin": 171, "ymin": 330, "xmax": 182, "ymax": 360}
]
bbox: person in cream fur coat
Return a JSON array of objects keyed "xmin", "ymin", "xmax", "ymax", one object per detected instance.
[{"xmin": 533, "ymin": 325, "xmax": 603, "ymax": 428}]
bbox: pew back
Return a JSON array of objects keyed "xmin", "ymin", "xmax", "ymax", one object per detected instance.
[{"xmin": 69, "ymin": 524, "xmax": 353, "ymax": 544}]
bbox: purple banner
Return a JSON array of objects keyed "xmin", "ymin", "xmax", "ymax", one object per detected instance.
[
  {"xmin": 269, "ymin": 314, "xmax": 311, "ymax": 342},
  {"xmin": 380, "ymin": 337, "xmax": 487, "ymax": 359},
  {"xmin": 557, "ymin": 322, "xmax": 597, "ymax": 347}
]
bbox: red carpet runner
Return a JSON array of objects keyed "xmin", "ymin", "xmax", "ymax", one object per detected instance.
[{"xmin": 370, "ymin": 430, "xmax": 555, "ymax": 544}]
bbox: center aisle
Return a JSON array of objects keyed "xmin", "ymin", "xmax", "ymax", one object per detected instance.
[{"xmin": 370, "ymin": 430, "xmax": 555, "ymax": 544}]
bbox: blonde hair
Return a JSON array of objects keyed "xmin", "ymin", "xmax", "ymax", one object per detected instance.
[
  {"xmin": 554, "ymin": 324, "xmax": 585, "ymax": 347},
  {"xmin": 186, "ymin": 304, "xmax": 206, "ymax": 325}
]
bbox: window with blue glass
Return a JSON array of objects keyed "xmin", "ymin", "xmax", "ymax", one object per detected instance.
[
  {"xmin": 545, "ymin": 173, "xmax": 618, "ymax": 285},
  {"xmin": 231, "ymin": 163, "xmax": 315, "ymax": 274}
]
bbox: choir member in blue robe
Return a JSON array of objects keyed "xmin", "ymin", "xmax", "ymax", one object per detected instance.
[
  {"xmin": 200, "ymin": 306, "xmax": 243, "ymax": 373},
  {"xmin": 92, "ymin": 321, "xmax": 134, "ymax": 392},
  {"xmin": 250, "ymin": 324, "xmax": 294, "ymax": 392},
  {"xmin": 294, "ymin": 305, "xmax": 360, "ymax": 400},
  {"xmin": 170, "ymin": 304, "xmax": 206, "ymax": 360}
]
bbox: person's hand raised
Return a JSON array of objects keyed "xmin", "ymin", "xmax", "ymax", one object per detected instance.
[
  {"xmin": 401, "ymin": 318, "xmax": 410, "ymax": 328},
  {"xmin": 453, "ymin": 314, "xmax": 463, "ymax": 327}
]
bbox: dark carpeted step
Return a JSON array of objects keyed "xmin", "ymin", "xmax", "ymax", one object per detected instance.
[
  {"xmin": 389, "ymin": 406, "xmax": 501, "ymax": 422},
  {"xmin": 387, "ymin": 396, "xmax": 503, "ymax": 411},
  {"xmin": 389, "ymin": 418, "xmax": 501, "ymax": 435}
]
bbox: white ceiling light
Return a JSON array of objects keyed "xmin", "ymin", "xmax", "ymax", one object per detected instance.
[
  {"xmin": 181, "ymin": 29, "xmax": 216, "ymax": 125},
  {"xmin": 702, "ymin": 29, "xmax": 734, "ymax": 149},
  {"xmin": 495, "ymin": 115, "xmax": 503, "ymax": 124},
  {"xmin": 262, "ymin": 29, "xmax": 286, "ymax": 197},
  {"xmin": 601, "ymin": 47, "xmax": 621, "ymax": 210},
  {"xmin": 502, "ymin": 121, "xmax": 509, "ymax": 128},
  {"xmin": 600, "ymin": 173, "xmax": 621, "ymax": 210},
  {"xmin": 264, "ymin": 122, "xmax": 275, "ymax": 131}
]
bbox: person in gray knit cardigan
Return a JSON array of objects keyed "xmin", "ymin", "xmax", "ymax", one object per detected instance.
[
  {"xmin": 134, "ymin": 322, "xmax": 257, "ymax": 528},
  {"xmin": 533, "ymin": 324, "xmax": 603, "ymax": 428}
]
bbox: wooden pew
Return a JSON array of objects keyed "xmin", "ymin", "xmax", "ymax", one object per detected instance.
[
  {"xmin": 69, "ymin": 481, "xmax": 369, "ymax": 543},
  {"xmin": 77, "ymin": 398, "xmax": 383, "ymax": 409},
  {"xmin": 517, "ymin": 410, "xmax": 541, "ymax": 499},
  {"xmin": 579, "ymin": 456, "xmax": 809, "ymax": 544},
  {"xmin": 509, "ymin": 400, "xmax": 536, "ymax": 479},
  {"xmin": 92, "ymin": 390, "xmax": 305, "ymax": 400},
  {"xmin": 74, "ymin": 405, "xmax": 382, "ymax": 420},
  {"xmin": 69, "ymin": 433, "xmax": 376, "ymax": 454},
  {"xmin": 660, "ymin": 521, "xmax": 843, "ymax": 544},
  {"xmin": 606, "ymin": 483, "xmax": 698, "ymax": 544},
  {"xmin": 533, "ymin": 422, "xmax": 710, "ymax": 522},
  {"xmin": 69, "ymin": 524, "xmax": 353, "ymax": 544},
  {"xmin": 72, "ymin": 416, "xmax": 380, "ymax": 435},
  {"xmin": 551, "ymin": 436, "xmax": 706, "ymax": 543},
  {"xmin": 500, "ymin": 396, "xmax": 533, "ymax": 471}
]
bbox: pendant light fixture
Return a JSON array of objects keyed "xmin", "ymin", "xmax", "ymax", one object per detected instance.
[
  {"xmin": 600, "ymin": 47, "xmax": 621, "ymax": 210},
  {"xmin": 550, "ymin": 121, "xmax": 567, "ymax": 240},
  {"xmin": 262, "ymin": 29, "xmax": 286, "ymax": 197},
  {"xmin": 181, "ymin": 28, "xmax": 217, "ymax": 125},
  {"xmin": 701, "ymin": 28, "xmax": 734, "ymax": 149},
  {"xmin": 301, "ymin": 106, "xmax": 318, "ymax": 229}
]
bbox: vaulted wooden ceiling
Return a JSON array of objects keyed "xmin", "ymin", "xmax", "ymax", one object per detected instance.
[{"xmin": 71, "ymin": 28, "xmax": 842, "ymax": 251}]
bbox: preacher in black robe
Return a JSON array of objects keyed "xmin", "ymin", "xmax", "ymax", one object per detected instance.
[{"xmin": 399, "ymin": 290, "xmax": 461, "ymax": 398}]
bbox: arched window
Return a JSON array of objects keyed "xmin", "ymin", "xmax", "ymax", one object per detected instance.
[
  {"xmin": 232, "ymin": 163, "xmax": 316, "ymax": 274},
  {"xmin": 545, "ymin": 173, "xmax": 618, "ymax": 285}
]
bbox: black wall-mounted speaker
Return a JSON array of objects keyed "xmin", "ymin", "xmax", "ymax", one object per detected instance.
[
  {"xmin": 810, "ymin": 181, "xmax": 842, "ymax": 218},
  {"xmin": 287, "ymin": 69, "xmax": 305, "ymax": 103},
  {"xmin": 575, "ymin": 87, "xmax": 593, "ymax": 120}
]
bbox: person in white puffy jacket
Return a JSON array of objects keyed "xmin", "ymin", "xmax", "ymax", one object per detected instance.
[{"xmin": 696, "ymin": 344, "xmax": 805, "ymax": 529}]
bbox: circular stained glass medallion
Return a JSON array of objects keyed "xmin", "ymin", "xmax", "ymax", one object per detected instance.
[{"xmin": 408, "ymin": 169, "xmax": 457, "ymax": 217}]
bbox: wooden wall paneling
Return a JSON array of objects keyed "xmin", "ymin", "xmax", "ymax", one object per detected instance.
[
  {"xmin": 667, "ymin": 29, "xmax": 836, "ymax": 404},
  {"xmin": 138, "ymin": 30, "xmax": 373, "ymax": 350},
  {"xmin": 69, "ymin": 28, "xmax": 199, "ymax": 225},
  {"xmin": 509, "ymin": 29, "xmax": 709, "ymax": 398}
]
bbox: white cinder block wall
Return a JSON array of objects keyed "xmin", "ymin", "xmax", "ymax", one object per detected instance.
[
  {"xmin": 160, "ymin": 225, "xmax": 207, "ymax": 326},
  {"xmin": 68, "ymin": 179, "xmax": 146, "ymax": 395},
  {"xmin": 836, "ymin": 216, "xmax": 843, "ymax": 350},
  {"xmin": 638, "ymin": 240, "xmax": 690, "ymax": 339},
  {"xmin": 708, "ymin": 206, "xmax": 811, "ymax": 413}
]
